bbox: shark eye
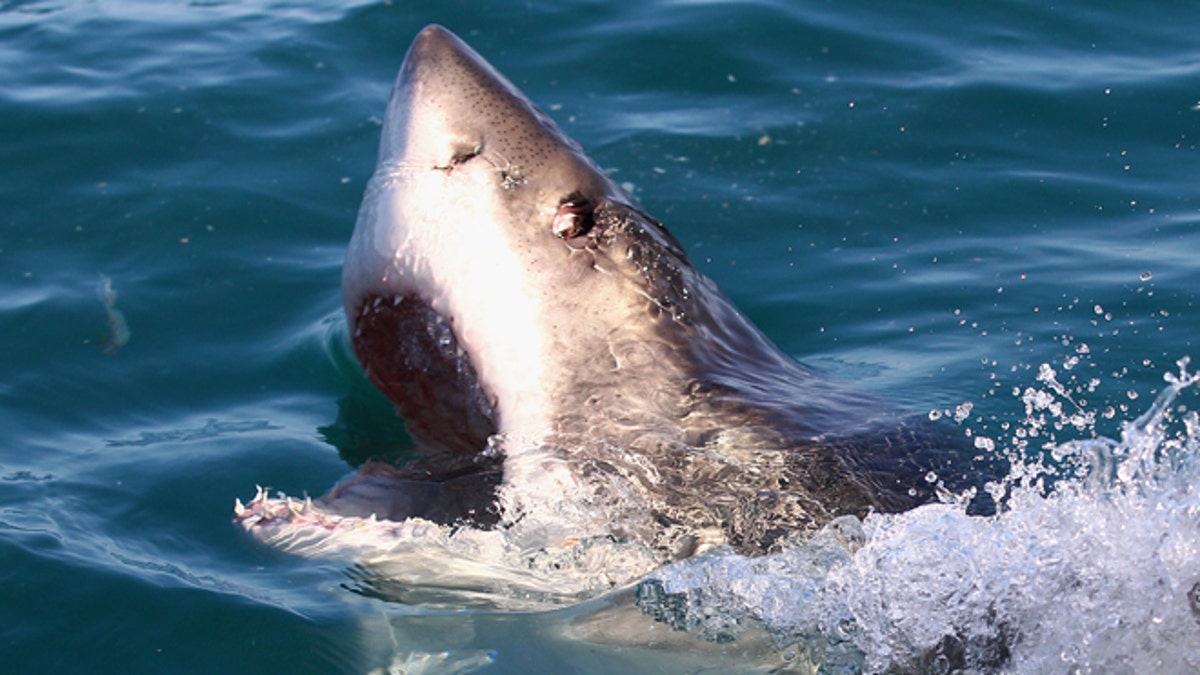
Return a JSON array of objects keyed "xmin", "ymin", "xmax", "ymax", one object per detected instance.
[{"xmin": 552, "ymin": 194, "xmax": 595, "ymax": 239}]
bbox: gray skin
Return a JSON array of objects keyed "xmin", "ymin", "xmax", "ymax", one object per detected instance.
[{"xmin": 339, "ymin": 25, "xmax": 994, "ymax": 562}]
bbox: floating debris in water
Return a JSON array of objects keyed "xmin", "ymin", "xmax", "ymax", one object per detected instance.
[{"xmin": 97, "ymin": 275, "xmax": 130, "ymax": 354}]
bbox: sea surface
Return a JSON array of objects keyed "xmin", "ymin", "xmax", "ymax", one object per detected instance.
[{"xmin": 4, "ymin": 1, "xmax": 1200, "ymax": 673}]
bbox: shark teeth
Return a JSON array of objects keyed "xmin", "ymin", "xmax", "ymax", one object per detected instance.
[
  {"xmin": 233, "ymin": 485, "xmax": 393, "ymax": 531},
  {"xmin": 231, "ymin": 483, "xmax": 451, "ymax": 559}
]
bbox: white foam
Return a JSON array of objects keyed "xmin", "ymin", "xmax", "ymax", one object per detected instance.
[{"xmin": 639, "ymin": 359, "xmax": 1200, "ymax": 671}]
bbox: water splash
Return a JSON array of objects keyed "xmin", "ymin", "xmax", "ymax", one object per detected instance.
[{"xmin": 637, "ymin": 358, "xmax": 1200, "ymax": 672}]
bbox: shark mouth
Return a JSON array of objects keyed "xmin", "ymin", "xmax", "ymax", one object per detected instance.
[
  {"xmin": 349, "ymin": 292, "xmax": 499, "ymax": 464},
  {"xmin": 236, "ymin": 288, "xmax": 510, "ymax": 545}
]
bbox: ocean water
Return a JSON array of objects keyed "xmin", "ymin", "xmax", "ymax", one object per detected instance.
[{"xmin": 4, "ymin": 1, "xmax": 1200, "ymax": 672}]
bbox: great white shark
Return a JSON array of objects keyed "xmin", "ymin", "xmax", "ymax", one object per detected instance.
[{"xmin": 237, "ymin": 25, "xmax": 996, "ymax": 586}]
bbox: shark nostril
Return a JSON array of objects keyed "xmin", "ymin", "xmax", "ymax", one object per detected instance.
[
  {"xmin": 434, "ymin": 144, "xmax": 483, "ymax": 173},
  {"xmin": 453, "ymin": 145, "xmax": 482, "ymax": 164},
  {"xmin": 552, "ymin": 194, "xmax": 595, "ymax": 239}
]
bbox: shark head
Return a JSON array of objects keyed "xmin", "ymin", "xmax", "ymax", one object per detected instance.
[{"xmin": 343, "ymin": 25, "xmax": 785, "ymax": 461}]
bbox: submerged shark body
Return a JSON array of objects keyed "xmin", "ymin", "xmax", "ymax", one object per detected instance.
[{"xmin": 238, "ymin": 26, "xmax": 993, "ymax": 583}]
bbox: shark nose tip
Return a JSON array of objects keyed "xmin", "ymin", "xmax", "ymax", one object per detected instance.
[
  {"xmin": 408, "ymin": 24, "xmax": 466, "ymax": 65},
  {"xmin": 400, "ymin": 25, "xmax": 475, "ymax": 88},
  {"xmin": 415, "ymin": 24, "xmax": 454, "ymax": 42}
]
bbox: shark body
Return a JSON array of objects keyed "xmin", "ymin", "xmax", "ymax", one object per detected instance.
[{"xmin": 239, "ymin": 25, "xmax": 993, "ymax": 577}]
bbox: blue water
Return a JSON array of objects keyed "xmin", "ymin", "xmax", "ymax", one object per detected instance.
[{"xmin": 4, "ymin": 1, "xmax": 1200, "ymax": 672}]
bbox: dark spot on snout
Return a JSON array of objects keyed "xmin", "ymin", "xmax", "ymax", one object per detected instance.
[{"xmin": 552, "ymin": 192, "xmax": 595, "ymax": 239}]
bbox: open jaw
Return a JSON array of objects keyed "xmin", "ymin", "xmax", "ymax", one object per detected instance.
[{"xmin": 235, "ymin": 25, "xmax": 1001, "ymax": 604}]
